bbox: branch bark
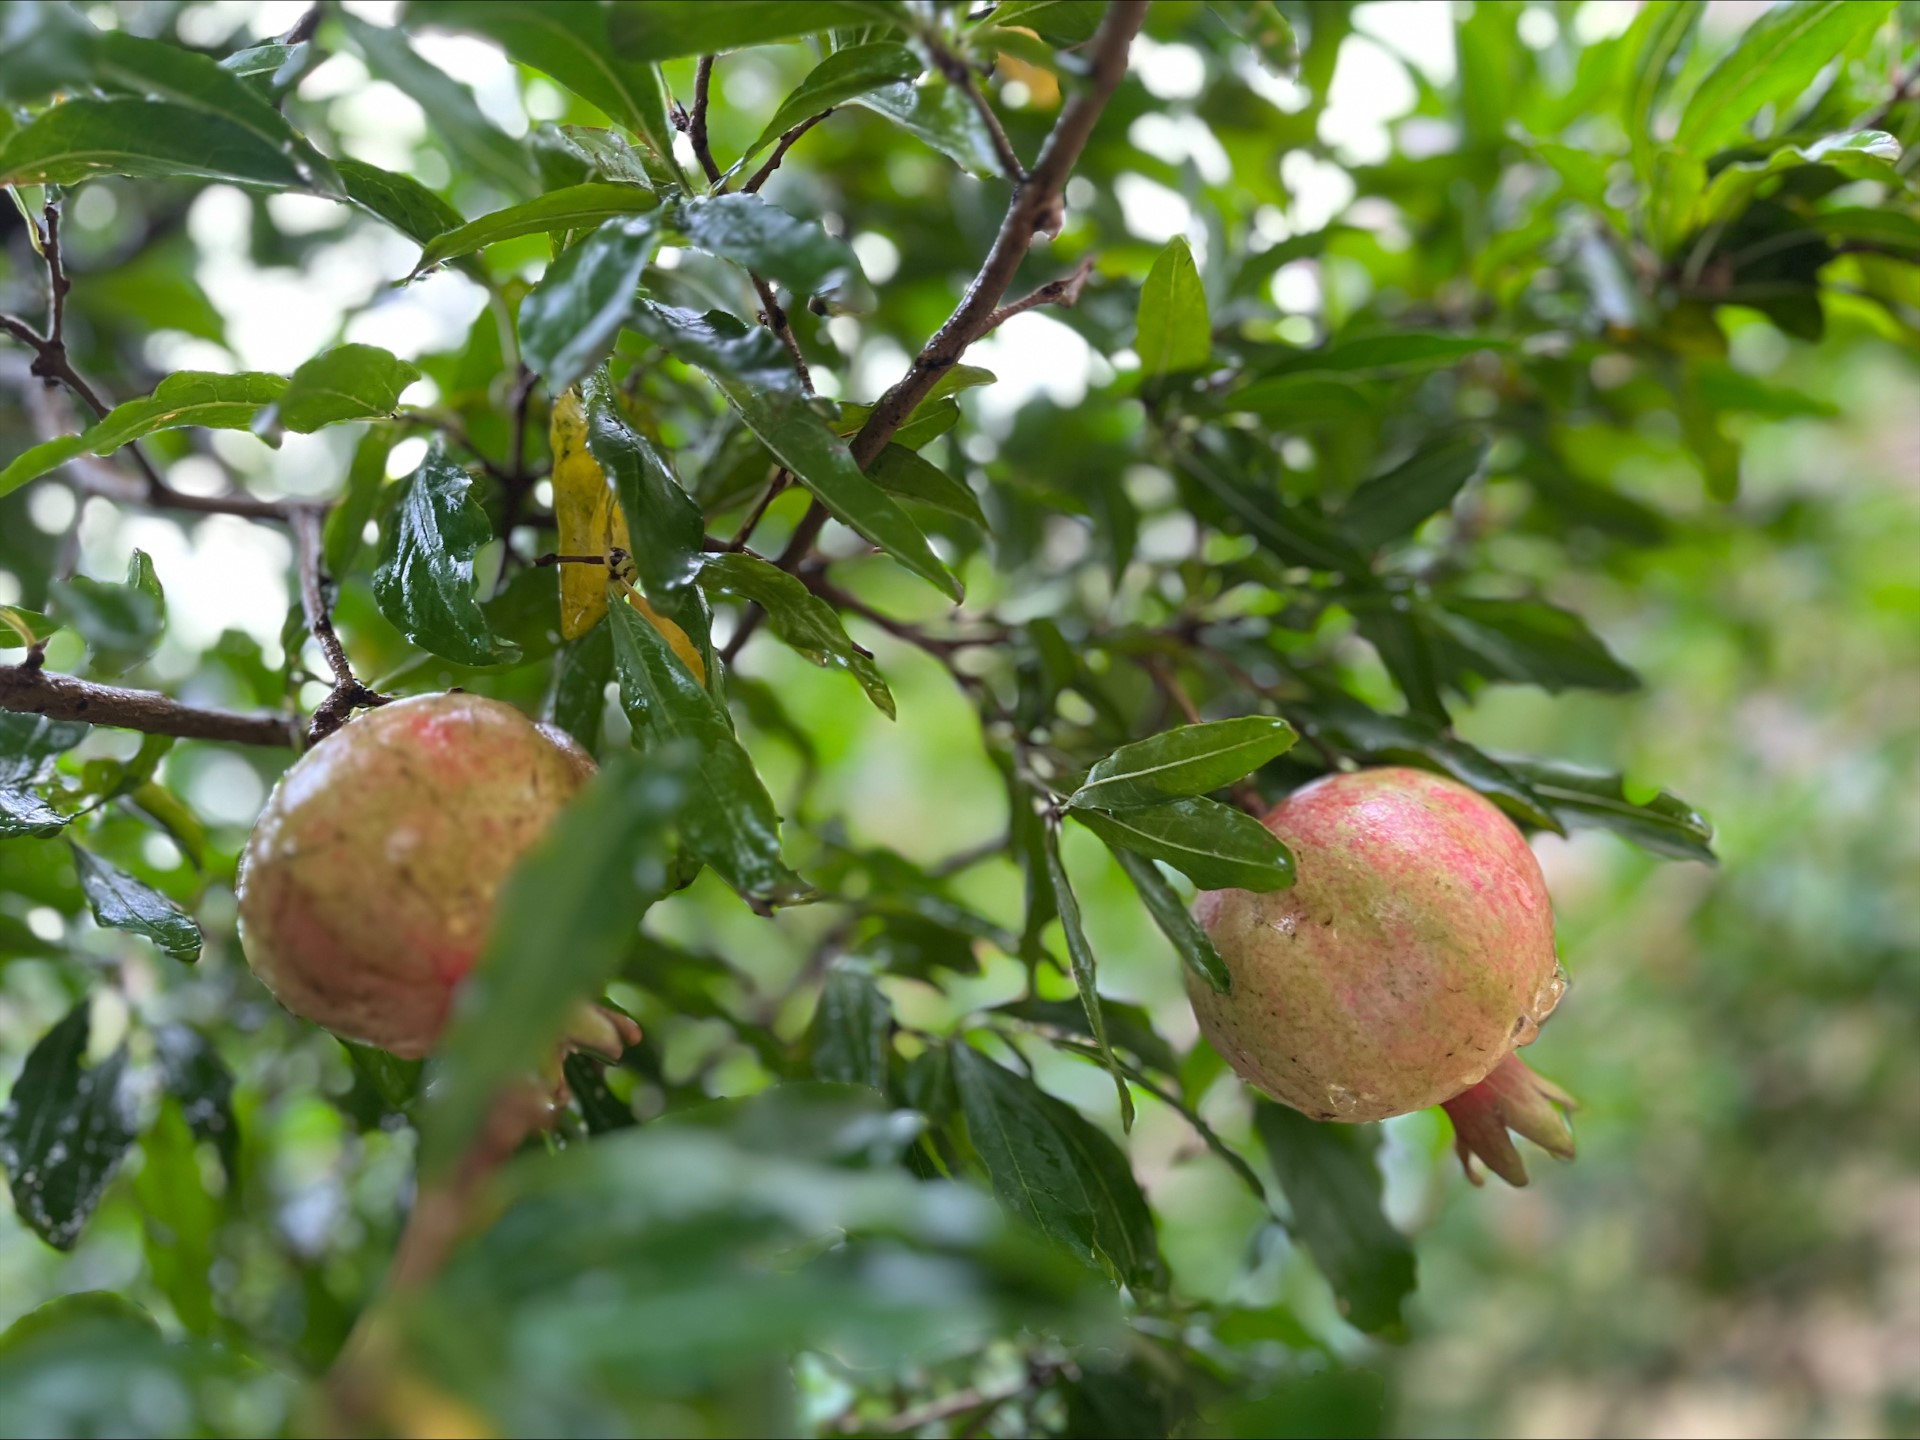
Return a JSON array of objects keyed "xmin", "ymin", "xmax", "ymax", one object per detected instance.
[
  {"xmin": 292, "ymin": 507, "xmax": 388, "ymax": 743},
  {"xmin": 0, "ymin": 664, "xmax": 300, "ymax": 747}
]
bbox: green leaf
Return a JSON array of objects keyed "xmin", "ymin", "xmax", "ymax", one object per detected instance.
[
  {"xmin": 807, "ymin": 964, "xmax": 892, "ymax": 1090},
  {"xmin": 48, "ymin": 550, "xmax": 165, "ymax": 678},
  {"xmin": 606, "ymin": 2, "xmax": 892, "ymax": 62},
  {"xmin": 519, "ymin": 215, "xmax": 660, "ymax": 390},
  {"xmin": 0, "ymin": 1292, "xmax": 294, "ymax": 1433},
  {"xmin": 0, "ymin": 1003, "xmax": 138, "ymax": 1251},
  {"xmin": 259, "ymin": 344, "xmax": 420, "ymax": 436},
  {"xmin": 0, "ymin": 372, "xmax": 287, "ymax": 498},
  {"xmin": 744, "ymin": 43, "xmax": 922, "ymax": 163},
  {"xmin": 672, "ymin": 193, "xmax": 864, "ymax": 296},
  {"xmin": 1496, "ymin": 756, "xmax": 1716, "ymax": 862},
  {"xmin": 981, "ymin": 2, "xmax": 1106, "ymax": 45},
  {"xmin": 951, "ymin": 1044, "xmax": 1161, "ymax": 1290},
  {"xmin": 0, "ymin": 712, "xmax": 86, "ymax": 838},
  {"xmin": 0, "ymin": 605, "xmax": 57, "ymax": 648},
  {"xmin": 868, "ymin": 444, "xmax": 988, "ymax": 527},
  {"xmin": 1339, "ymin": 433, "xmax": 1488, "ymax": 550},
  {"xmin": 338, "ymin": 11, "xmax": 537, "ymax": 198},
  {"xmin": 1137, "ymin": 236, "xmax": 1210, "ymax": 378},
  {"xmin": 1221, "ymin": 373, "xmax": 1375, "ymax": 427},
  {"xmin": 372, "ymin": 443, "xmax": 521, "ymax": 667},
  {"xmin": 551, "ymin": 621, "xmax": 615, "ymax": 754},
  {"xmin": 631, "ymin": 303, "xmax": 963, "ymax": 602},
  {"xmin": 70, "ymin": 842, "xmax": 201, "ymax": 962},
  {"xmin": 1042, "ymin": 822, "xmax": 1135, "ymax": 1129},
  {"xmin": 413, "ymin": 182, "xmax": 660, "ymax": 274},
  {"xmin": 404, "ymin": 0, "xmax": 679, "ymax": 164},
  {"xmin": 1817, "ymin": 205, "xmax": 1920, "ymax": 258},
  {"xmin": 420, "ymin": 749, "xmax": 686, "ymax": 1177},
  {"xmin": 338, "ymin": 156, "xmax": 466, "ymax": 245},
  {"xmin": 1253, "ymin": 1103, "xmax": 1416, "ymax": 1337},
  {"xmin": 1173, "ymin": 442, "xmax": 1369, "ymax": 574},
  {"xmin": 992, "ymin": 996, "xmax": 1179, "ymax": 1078},
  {"xmin": 1070, "ymin": 797, "xmax": 1296, "ymax": 893},
  {"xmin": 323, "ymin": 429, "xmax": 394, "ymax": 578},
  {"xmin": 1069, "ymin": 716, "xmax": 1298, "ymax": 811},
  {"xmin": 132, "ymin": 1101, "xmax": 219, "ymax": 1336},
  {"xmin": 1256, "ymin": 332, "xmax": 1503, "ymax": 378},
  {"xmin": 1620, "ymin": 0, "xmax": 1700, "ymax": 178},
  {"xmin": 1349, "ymin": 596, "xmax": 1447, "ymax": 723},
  {"xmin": 1696, "ymin": 131, "xmax": 1902, "ymax": 232},
  {"xmin": 1300, "ymin": 696, "xmax": 1560, "ymax": 832},
  {"xmin": 153, "ymin": 1025, "xmax": 238, "ymax": 1182},
  {"xmin": 1432, "ymin": 597, "xmax": 1640, "ymax": 694},
  {"xmin": 697, "ymin": 551, "xmax": 893, "ymax": 716},
  {"xmin": 609, "ymin": 599, "xmax": 807, "ymax": 902},
  {"xmin": 1674, "ymin": 0, "xmax": 1894, "ymax": 158},
  {"xmin": 854, "ymin": 74, "xmax": 1003, "ymax": 177},
  {"xmin": 0, "ymin": 97, "xmax": 308, "ymax": 189},
  {"xmin": 1107, "ymin": 847, "xmax": 1231, "ymax": 994}
]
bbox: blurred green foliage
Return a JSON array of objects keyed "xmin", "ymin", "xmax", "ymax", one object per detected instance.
[{"xmin": 0, "ymin": 1, "xmax": 1915, "ymax": 1436}]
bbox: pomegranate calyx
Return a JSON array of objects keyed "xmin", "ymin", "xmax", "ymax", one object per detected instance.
[{"xmin": 1440, "ymin": 1052, "xmax": 1577, "ymax": 1188}]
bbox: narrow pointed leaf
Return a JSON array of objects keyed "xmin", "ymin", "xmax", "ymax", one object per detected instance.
[
  {"xmin": 338, "ymin": 157, "xmax": 466, "ymax": 245},
  {"xmin": 0, "ymin": 98, "xmax": 307, "ymax": 189},
  {"xmin": 610, "ymin": 601, "xmax": 807, "ymax": 901},
  {"xmin": 697, "ymin": 552, "xmax": 894, "ymax": 717},
  {"xmin": 414, "ymin": 184, "xmax": 659, "ymax": 275},
  {"xmin": 1042, "ymin": 823, "xmax": 1134, "ymax": 1129},
  {"xmin": 1070, "ymin": 798, "xmax": 1295, "ymax": 893},
  {"xmin": 631, "ymin": 303, "xmax": 962, "ymax": 601},
  {"xmin": 373, "ymin": 445, "xmax": 521, "ymax": 667},
  {"xmin": 70, "ymin": 843, "xmax": 201, "ymax": 962},
  {"xmin": 1432, "ymin": 597, "xmax": 1640, "ymax": 693},
  {"xmin": 1137, "ymin": 236, "xmax": 1210, "ymax": 378},
  {"xmin": 744, "ymin": 43, "xmax": 922, "ymax": 163},
  {"xmin": 262, "ymin": 344, "xmax": 420, "ymax": 435},
  {"xmin": 1070, "ymin": 717, "xmax": 1297, "ymax": 811},
  {"xmin": 869, "ymin": 445, "xmax": 988, "ymax": 527},
  {"xmin": 519, "ymin": 215, "xmax": 660, "ymax": 389},
  {"xmin": 1496, "ymin": 757, "xmax": 1715, "ymax": 862},
  {"xmin": 951, "ymin": 1044, "xmax": 1161, "ymax": 1290},
  {"xmin": 1254, "ymin": 1103, "xmax": 1416, "ymax": 1337},
  {"xmin": 672, "ymin": 193, "xmax": 863, "ymax": 295},
  {"xmin": 1340, "ymin": 434, "xmax": 1488, "ymax": 551},
  {"xmin": 404, "ymin": 1, "xmax": 678, "ymax": 164},
  {"xmin": 807, "ymin": 965, "xmax": 892, "ymax": 1091},
  {"xmin": 0, "ymin": 373, "xmax": 287, "ymax": 498},
  {"xmin": 0, "ymin": 1004, "xmax": 137, "ymax": 1251},
  {"xmin": 606, "ymin": 2, "xmax": 892, "ymax": 63},
  {"xmin": 1108, "ymin": 848, "xmax": 1231, "ymax": 994}
]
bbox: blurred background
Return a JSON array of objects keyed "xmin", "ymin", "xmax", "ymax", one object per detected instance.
[{"xmin": 1, "ymin": 2, "xmax": 1915, "ymax": 1436}]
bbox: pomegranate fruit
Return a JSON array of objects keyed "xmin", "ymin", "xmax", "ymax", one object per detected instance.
[
  {"xmin": 237, "ymin": 693, "xmax": 594, "ymax": 1059},
  {"xmin": 1188, "ymin": 766, "xmax": 1575, "ymax": 1183}
]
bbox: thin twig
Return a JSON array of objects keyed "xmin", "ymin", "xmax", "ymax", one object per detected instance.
[
  {"xmin": 0, "ymin": 664, "xmax": 300, "ymax": 747},
  {"xmin": 742, "ymin": 110, "xmax": 834, "ymax": 194},
  {"xmin": 929, "ymin": 37, "xmax": 1026, "ymax": 183},
  {"xmin": 981, "ymin": 254, "xmax": 1097, "ymax": 334},
  {"xmin": 728, "ymin": 470, "xmax": 789, "ymax": 550},
  {"xmin": 766, "ymin": 1, "xmax": 1145, "ymax": 593},
  {"xmin": 690, "ymin": 56, "xmax": 724, "ymax": 188},
  {"xmin": 292, "ymin": 508, "xmax": 388, "ymax": 743},
  {"xmin": 753, "ymin": 276, "xmax": 814, "ymax": 393}
]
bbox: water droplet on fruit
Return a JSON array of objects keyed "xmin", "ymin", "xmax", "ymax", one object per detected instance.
[
  {"xmin": 1513, "ymin": 961, "xmax": 1571, "ymax": 1047},
  {"xmin": 1324, "ymin": 1084, "xmax": 1362, "ymax": 1115},
  {"xmin": 1272, "ymin": 913, "xmax": 1298, "ymax": 938}
]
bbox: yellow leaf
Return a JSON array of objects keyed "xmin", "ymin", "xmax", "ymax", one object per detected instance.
[
  {"xmin": 553, "ymin": 385, "xmax": 707, "ymax": 685},
  {"xmin": 551, "ymin": 386, "xmax": 629, "ymax": 641}
]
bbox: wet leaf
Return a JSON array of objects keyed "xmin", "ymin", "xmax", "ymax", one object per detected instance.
[
  {"xmin": 519, "ymin": 215, "xmax": 660, "ymax": 390},
  {"xmin": 1070, "ymin": 798, "xmax": 1295, "ymax": 893},
  {"xmin": 744, "ymin": 43, "xmax": 922, "ymax": 164},
  {"xmin": 1069, "ymin": 717, "xmax": 1297, "ymax": 811},
  {"xmin": 70, "ymin": 842, "xmax": 201, "ymax": 962},
  {"xmin": 696, "ymin": 551, "xmax": 894, "ymax": 717},
  {"xmin": 373, "ymin": 444, "xmax": 522, "ymax": 667}
]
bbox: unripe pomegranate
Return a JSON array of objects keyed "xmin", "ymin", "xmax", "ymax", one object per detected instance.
[
  {"xmin": 1189, "ymin": 766, "xmax": 1575, "ymax": 1184},
  {"xmin": 237, "ymin": 693, "xmax": 595, "ymax": 1059}
]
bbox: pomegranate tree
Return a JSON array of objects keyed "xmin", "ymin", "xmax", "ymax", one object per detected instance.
[
  {"xmin": 237, "ymin": 692, "xmax": 596, "ymax": 1059},
  {"xmin": 1189, "ymin": 766, "xmax": 1576, "ymax": 1184}
]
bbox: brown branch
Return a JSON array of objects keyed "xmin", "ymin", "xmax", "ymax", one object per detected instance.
[
  {"xmin": 761, "ymin": 1, "xmax": 1144, "ymax": 607},
  {"xmin": 0, "ymin": 664, "xmax": 300, "ymax": 747},
  {"xmin": 982, "ymin": 254, "xmax": 1096, "ymax": 334},
  {"xmin": 752, "ymin": 276, "xmax": 814, "ymax": 393},
  {"xmin": 690, "ymin": 56, "xmax": 724, "ymax": 188},
  {"xmin": 845, "ymin": 1, "xmax": 1143, "ymax": 472},
  {"xmin": 292, "ymin": 508, "xmax": 388, "ymax": 744},
  {"xmin": 728, "ymin": 469, "xmax": 789, "ymax": 550},
  {"xmin": 742, "ymin": 110, "xmax": 834, "ymax": 194},
  {"xmin": 929, "ymin": 37, "xmax": 1026, "ymax": 183}
]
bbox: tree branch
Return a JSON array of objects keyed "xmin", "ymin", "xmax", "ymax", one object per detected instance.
[
  {"xmin": 981, "ymin": 254, "xmax": 1096, "ymax": 334},
  {"xmin": 689, "ymin": 56, "xmax": 724, "ymax": 188},
  {"xmin": 292, "ymin": 508, "xmax": 388, "ymax": 743},
  {"xmin": 742, "ymin": 110, "xmax": 834, "ymax": 194},
  {"xmin": 928, "ymin": 36, "xmax": 1026, "ymax": 183},
  {"xmin": 762, "ymin": 0, "xmax": 1144, "ymax": 602},
  {"xmin": 0, "ymin": 664, "xmax": 300, "ymax": 747}
]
